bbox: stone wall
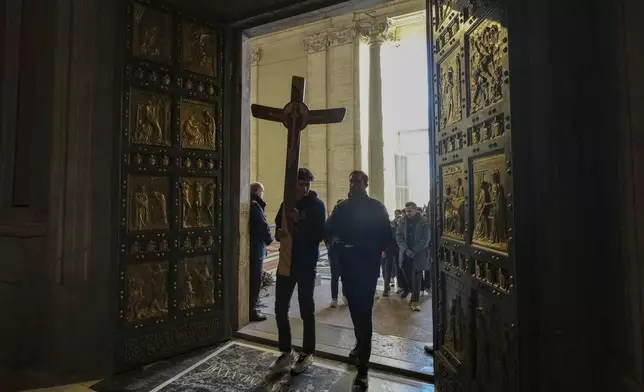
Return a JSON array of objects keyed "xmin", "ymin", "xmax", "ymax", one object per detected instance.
[{"xmin": 249, "ymin": 0, "xmax": 425, "ymax": 218}]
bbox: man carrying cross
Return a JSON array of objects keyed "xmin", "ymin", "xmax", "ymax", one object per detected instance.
[{"xmin": 251, "ymin": 76, "xmax": 346, "ymax": 376}]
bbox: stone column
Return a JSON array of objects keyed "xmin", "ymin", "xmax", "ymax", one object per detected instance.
[
  {"xmin": 250, "ymin": 48, "xmax": 260, "ymax": 182},
  {"xmin": 303, "ymin": 31, "xmax": 330, "ymax": 208},
  {"xmin": 359, "ymin": 18, "xmax": 395, "ymax": 203}
]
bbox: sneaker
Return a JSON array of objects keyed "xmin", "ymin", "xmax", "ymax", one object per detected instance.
[
  {"xmin": 330, "ymin": 299, "xmax": 338, "ymax": 308},
  {"xmin": 268, "ymin": 351, "xmax": 294, "ymax": 374},
  {"xmin": 291, "ymin": 354, "xmax": 313, "ymax": 375},
  {"xmin": 249, "ymin": 311, "xmax": 267, "ymax": 322},
  {"xmin": 353, "ymin": 371, "xmax": 369, "ymax": 390},
  {"xmin": 411, "ymin": 303, "xmax": 421, "ymax": 312},
  {"xmin": 342, "ymin": 296, "xmax": 349, "ymax": 305}
]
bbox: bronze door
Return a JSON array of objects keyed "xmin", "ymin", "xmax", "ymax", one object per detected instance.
[
  {"xmin": 115, "ymin": 1, "xmax": 228, "ymax": 371},
  {"xmin": 428, "ymin": 1, "xmax": 517, "ymax": 391}
]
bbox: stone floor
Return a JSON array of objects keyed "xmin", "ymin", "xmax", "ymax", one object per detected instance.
[{"xmin": 25, "ymin": 341, "xmax": 434, "ymax": 392}]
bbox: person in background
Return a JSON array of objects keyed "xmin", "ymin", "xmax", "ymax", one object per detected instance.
[
  {"xmin": 396, "ymin": 201, "xmax": 431, "ymax": 312},
  {"xmin": 326, "ymin": 170, "xmax": 391, "ymax": 390},
  {"xmin": 325, "ymin": 199, "xmax": 347, "ymax": 307},
  {"xmin": 249, "ymin": 183, "xmax": 273, "ymax": 322},
  {"xmin": 392, "ymin": 209, "xmax": 407, "ymax": 295},
  {"xmin": 268, "ymin": 168, "xmax": 326, "ymax": 376},
  {"xmin": 380, "ymin": 209, "xmax": 400, "ymax": 297}
]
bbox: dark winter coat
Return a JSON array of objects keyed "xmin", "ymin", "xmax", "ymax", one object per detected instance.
[
  {"xmin": 275, "ymin": 191, "xmax": 326, "ymax": 274},
  {"xmin": 396, "ymin": 214, "xmax": 431, "ymax": 272},
  {"xmin": 325, "ymin": 192, "xmax": 392, "ymax": 276},
  {"xmin": 249, "ymin": 194, "xmax": 273, "ymax": 266}
]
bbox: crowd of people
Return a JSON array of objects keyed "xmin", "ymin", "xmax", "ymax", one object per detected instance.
[{"xmin": 248, "ymin": 168, "xmax": 432, "ymax": 391}]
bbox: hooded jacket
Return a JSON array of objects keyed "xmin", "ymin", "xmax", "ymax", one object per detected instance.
[{"xmin": 275, "ymin": 190, "xmax": 326, "ymax": 273}]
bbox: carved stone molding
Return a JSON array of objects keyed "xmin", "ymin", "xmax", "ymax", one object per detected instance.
[
  {"xmin": 358, "ymin": 17, "xmax": 396, "ymax": 44},
  {"xmin": 251, "ymin": 48, "xmax": 261, "ymax": 66},
  {"xmin": 303, "ymin": 31, "xmax": 329, "ymax": 53},
  {"xmin": 327, "ymin": 26, "xmax": 358, "ymax": 46}
]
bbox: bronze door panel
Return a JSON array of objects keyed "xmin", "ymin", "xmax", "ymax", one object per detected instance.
[
  {"xmin": 430, "ymin": 2, "xmax": 517, "ymax": 390},
  {"xmin": 116, "ymin": 0, "xmax": 227, "ymax": 371}
]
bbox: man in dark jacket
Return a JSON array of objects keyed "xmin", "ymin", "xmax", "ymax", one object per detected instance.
[
  {"xmin": 249, "ymin": 183, "xmax": 273, "ymax": 322},
  {"xmin": 268, "ymin": 168, "xmax": 326, "ymax": 376},
  {"xmin": 325, "ymin": 170, "xmax": 391, "ymax": 390}
]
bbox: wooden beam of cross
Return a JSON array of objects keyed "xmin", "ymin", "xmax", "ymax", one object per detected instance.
[{"xmin": 251, "ymin": 76, "xmax": 346, "ymax": 277}]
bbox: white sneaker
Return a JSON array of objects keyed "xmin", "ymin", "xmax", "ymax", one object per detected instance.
[
  {"xmin": 330, "ymin": 299, "xmax": 338, "ymax": 308},
  {"xmin": 291, "ymin": 354, "xmax": 313, "ymax": 375},
  {"xmin": 269, "ymin": 350, "xmax": 294, "ymax": 374},
  {"xmin": 342, "ymin": 296, "xmax": 349, "ymax": 305}
]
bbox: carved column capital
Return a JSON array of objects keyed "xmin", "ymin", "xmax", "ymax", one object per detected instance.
[
  {"xmin": 327, "ymin": 26, "xmax": 358, "ymax": 46},
  {"xmin": 251, "ymin": 48, "xmax": 261, "ymax": 66},
  {"xmin": 303, "ymin": 31, "xmax": 329, "ymax": 54},
  {"xmin": 358, "ymin": 17, "xmax": 396, "ymax": 44}
]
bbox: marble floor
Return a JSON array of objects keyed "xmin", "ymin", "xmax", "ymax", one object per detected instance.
[{"xmin": 25, "ymin": 341, "xmax": 433, "ymax": 392}]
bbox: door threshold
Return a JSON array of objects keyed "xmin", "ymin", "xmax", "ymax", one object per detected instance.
[{"xmin": 237, "ymin": 324, "xmax": 434, "ymax": 383}]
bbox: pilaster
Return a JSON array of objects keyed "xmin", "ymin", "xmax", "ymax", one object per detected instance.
[
  {"xmin": 303, "ymin": 31, "xmax": 330, "ymax": 207},
  {"xmin": 327, "ymin": 26, "xmax": 359, "ymax": 205}
]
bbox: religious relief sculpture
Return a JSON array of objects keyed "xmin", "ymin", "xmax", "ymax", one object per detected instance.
[
  {"xmin": 472, "ymin": 154, "xmax": 509, "ymax": 252},
  {"xmin": 181, "ymin": 178, "xmax": 216, "ymax": 228},
  {"xmin": 182, "ymin": 23, "xmax": 217, "ymax": 77},
  {"xmin": 125, "ymin": 261, "xmax": 169, "ymax": 323},
  {"xmin": 128, "ymin": 176, "xmax": 170, "ymax": 231},
  {"xmin": 131, "ymin": 90, "xmax": 171, "ymax": 146},
  {"xmin": 443, "ymin": 294, "xmax": 466, "ymax": 359},
  {"xmin": 434, "ymin": 0, "xmax": 459, "ymax": 27},
  {"xmin": 468, "ymin": 19, "xmax": 507, "ymax": 114},
  {"xmin": 180, "ymin": 100, "xmax": 217, "ymax": 150},
  {"xmin": 441, "ymin": 163, "xmax": 466, "ymax": 240},
  {"xmin": 178, "ymin": 256, "xmax": 216, "ymax": 310},
  {"xmin": 469, "ymin": 115, "xmax": 505, "ymax": 146},
  {"xmin": 439, "ymin": 49, "xmax": 463, "ymax": 129},
  {"xmin": 132, "ymin": 3, "xmax": 172, "ymax": 64}
]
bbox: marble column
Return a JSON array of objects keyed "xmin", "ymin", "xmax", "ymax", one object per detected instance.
[
  {"xmin": 359, "ymin": 18, "xmax": 395, "ymax": 202},
  {"xmin": 250, "ymin": 48, "xmax": 260, "ymax": 182},
  {"xmin": 303, "ymin": 31, "xmax": 330, "ymax": 208}
]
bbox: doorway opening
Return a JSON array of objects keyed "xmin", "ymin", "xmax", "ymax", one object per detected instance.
[{"xmin": 236, "ymin": 0, "xmax": 433, "ymax": 380}]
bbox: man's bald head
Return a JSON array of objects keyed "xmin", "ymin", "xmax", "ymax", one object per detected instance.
[{"xmin": 250, "ymin": 182, "xmax": 264, "ymax": 199}]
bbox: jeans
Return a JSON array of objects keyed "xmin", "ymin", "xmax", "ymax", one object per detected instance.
[
  {"xmin": 380, "ymin": 255, "xmax": 395, "ymax": 293},
  {"xmin": 274, "ymin": 270, "xmax": 316, "ymax": 354},
  {"xmin": 249, "ymin": 247, "xmax": 265, "ymax": 314},
  {"xmin": 401, "ymin": 255, "xmax": 423, "ymax": 302}
]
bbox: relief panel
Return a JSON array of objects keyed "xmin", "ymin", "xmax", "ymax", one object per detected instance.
[
  {"xmin": 472, "ymin": 154, "xmax": 509, "ymax": 253},
  {"xmin": 125, "ymin": 261, "xmax": 169, "ymax": 324},
  {"xmin": 441, "ymin": 163, "xmax": 467, "ymax": 240},
  {"xmin": 128, "ymin": 176, "xmax": 170, "ymax": 231},
  {"xmin": 178, "ymin": 255, "xmax": 217, "ymax": 310},
  {"xmin": 132, "ymin": 3, "xmax": 173, "ymax": 64},
  {"xmin": 475, "ymin": 293, "xmax": 517, "ymax": 392},
  {"xmin": 180, "ymin": 99, "xmax": 217, "ymax": 150},
  {"xmin": 468, "ymin": 19, "xmax": 507, "ymax": 115},
  {"xmin": 439, "ymin": 47, "xmax": 463, "ymax": 130},
  {"xmin": 442, "ymin": 275, "xmax": 467, "ymax": 362},
  {"xmin": 182, "ymin": 22, "xmax": 217, "ymax": 77},
  {"xmin": 131, "ymin": 89, "xmax": 171, "ymax": 146},
  {"xmin": 433, "ymin": 0, "xmax": 459, "ymax": 29},
  {"xmin": 468, "ymin": 114, "xmax": 505, "ymax": 146},
  {"xmin": 181, "ymin": 177, "xmax": 216, "ymax": 228}
]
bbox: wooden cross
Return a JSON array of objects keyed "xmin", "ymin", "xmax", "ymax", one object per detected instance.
[{"xmin": 252, "ymin": 76, "xmax": 346, "ymax": 276}]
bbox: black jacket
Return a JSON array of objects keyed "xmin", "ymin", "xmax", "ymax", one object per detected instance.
[
  {"xmin": 325, "ymin": 192, "xmax": 391, "ymax": 270},
  {"xmin": 249, "ymin": 194, "xmax": 273, "ymax": 263},
  {"xmin": 275, "ymin": 191, "xmax": 326, "ymax": 272}
]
